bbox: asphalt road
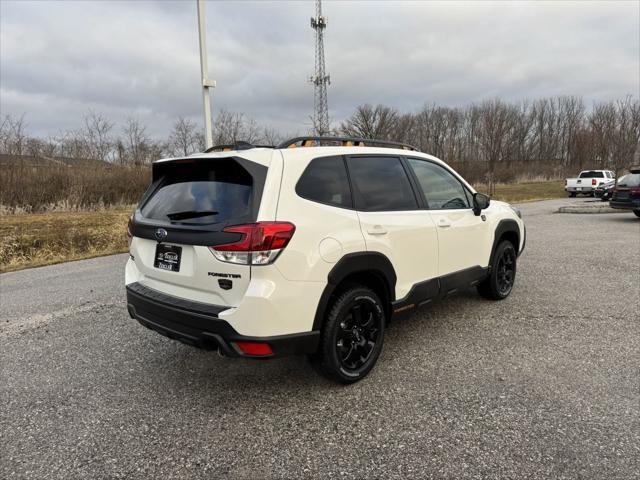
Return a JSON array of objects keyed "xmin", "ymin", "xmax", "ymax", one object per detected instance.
[{"xmin": 1, "ymin": 198, "xmax": 639, "ymax": 479}]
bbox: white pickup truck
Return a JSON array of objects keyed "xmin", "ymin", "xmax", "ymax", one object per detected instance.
[{"xmin": 565, "ymin": 170, "xmax": 615, "ymax": 197}]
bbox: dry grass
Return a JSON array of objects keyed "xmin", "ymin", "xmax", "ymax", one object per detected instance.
[
  {"xmin": 0, "ymin": 209, "xmax": 132, "ymax": 273},
  {"xmin": 475, "ymin": 181, "xmax": 566, "ymax": 203},
  {"xmin": 0, "ymin": 164, "xmax": 150, "ymax": 213}
]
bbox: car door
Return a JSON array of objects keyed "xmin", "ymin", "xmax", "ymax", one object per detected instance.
[
  {"xmin": 346, "ymin": 155, "xmax": 439, "ymax": 301},
  {"xmin": 405, "ymin": 158, "xmax": 492, "ymax": 287}
]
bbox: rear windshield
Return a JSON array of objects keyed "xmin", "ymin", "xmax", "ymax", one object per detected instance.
[
  {"xmin": 617, "ymin": 173, "xmax": 640, "ymax": 187},
  {"xmin": 141, "ymin": 159, "xmax": 256, "ymax": 225},
  {"xmin": 579, "ymin": 171, "xmax": 604, "ymax": 178}
]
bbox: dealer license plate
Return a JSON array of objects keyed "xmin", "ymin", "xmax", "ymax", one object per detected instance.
[{"xmin": 154, "ymin": 244, "xmax": 182, "ymax": 272}]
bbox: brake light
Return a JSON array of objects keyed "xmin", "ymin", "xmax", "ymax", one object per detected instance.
[
  {"xmin": 235, "ymin": 341, "xmax": 273, "ymax": 356},
  {"xmin": 592, "ymin": 178, "xmax": 597, "ymax": 186},
  {"xmin": 209, "ymin": 222, "xmax": 295, "ymax": 265},
  {"xmin": 565, "ymin": 179, "xmax": 567, "ymax": 186}
]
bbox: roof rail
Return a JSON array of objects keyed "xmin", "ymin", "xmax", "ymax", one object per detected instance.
[
  {"xmin": 276, "ymin": 136, "xmax": 420, "ymax": 152},
  {"xmin": 204, "ymin": 141, "xmax": 274, "ymax": 153}
]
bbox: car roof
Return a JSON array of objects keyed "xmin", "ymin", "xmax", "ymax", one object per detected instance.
[{"xmin": 154, "ymin": 136, "xmax": 430, "ymax": 167}]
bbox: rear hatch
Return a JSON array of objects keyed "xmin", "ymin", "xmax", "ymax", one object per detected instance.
[
  {"xmin": 612, "ymin": 173, "xmax": 640, "ymax": 204},
  {"xmin": 129, "ymin": 156, "xmax": 268, "ymax": 307}
]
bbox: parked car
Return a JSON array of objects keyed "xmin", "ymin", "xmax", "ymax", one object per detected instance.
[
  {"xmin": 595, "ymin": 179, "xmax": 616, "ymax": 201},
  {"xmin": 565, "ymin": 170, "xmax": 615, "ymax": 197},
  {"xmin": 609, "ymin": 167, "xmax": 640, "ymax": 217},
  {"xmin": 125, "ymin": 136, "xmax": 526, "ymax": 383}
]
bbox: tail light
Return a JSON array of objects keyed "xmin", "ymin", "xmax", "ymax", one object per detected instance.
[
  {"xmin": 565, "ymin": 179, "xmax": 567, "ymax": 186},
  {"xmin": 209, "ymin": 222, "xmax": 295, "ymax": 265},
  {"xmin": 592, "ymin": 178, "xmax": 597, "ymax": 186}
]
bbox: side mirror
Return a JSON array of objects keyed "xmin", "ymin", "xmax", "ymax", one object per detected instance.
[{"xmin": 473, "ymin": 192, "xmax": 490, "ymax": 216}]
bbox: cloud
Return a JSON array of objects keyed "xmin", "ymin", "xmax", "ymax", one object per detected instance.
[{"xmin": 1, "ymin": 0, "xmax": 638, "ymax": 138}]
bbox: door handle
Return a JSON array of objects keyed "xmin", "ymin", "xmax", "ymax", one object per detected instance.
[
  {"xmin": 367, "ymin": 225, "xmax": 388, "ymax": 235},
  {"xmin": 438, "ymin": 219, "xmax": 452, "ymax": 228}
]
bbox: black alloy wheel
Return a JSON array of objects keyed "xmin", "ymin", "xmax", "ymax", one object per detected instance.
[
  {"xmin": 336, "ymin": 300, "xmax": 380, "ymax": 371},
  {"xmin": 310, "ymin": 286, "xmax": 385, "ymax": 384},
  {"xmin": 477, "ymin": 240, "xmax": 518, "ymax": 300},
  {"xmin": 495, "ymin": 246, "xmax": 516, "ymax": 296}
]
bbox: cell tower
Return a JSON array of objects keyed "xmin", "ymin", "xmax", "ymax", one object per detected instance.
[{"xmin": 310, "ymin": 0, "xmax": 330, "ymax": 136}]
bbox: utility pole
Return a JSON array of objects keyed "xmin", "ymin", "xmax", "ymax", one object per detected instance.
[
  {"xmin": 310, "ymin": 0, "xmax": 330, "ymax": 136},
  {"xmin": 197, "ymin": 0, "xmax": 215, "ymax": 148}
]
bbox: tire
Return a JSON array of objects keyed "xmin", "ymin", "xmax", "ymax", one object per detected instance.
[
  {"xmin": 569, "ymin": 192, "xmax": 576, "ymax": 197},
  {"xmin": 634, "ymin": 210, "xmax": 640, "ymax": 218},
  {"xmin": 310, "ymin": 286, "xmax": 385, "ymax": 384},
  {"xmin": 477, "ymin": 240, "xmax": 517, "ymax": 300}
]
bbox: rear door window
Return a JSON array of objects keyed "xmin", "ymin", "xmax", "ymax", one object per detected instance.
[
  {"xmin": 296, "ymin": 156, "xmax": 352, "ymax": 208},
  {"xmin": 141, "ymin": 159, "xmax": 258, "ymax": 226},
  {"xmin": 347, "ymin": 156, "xmax": 418, "ymax": 211}
]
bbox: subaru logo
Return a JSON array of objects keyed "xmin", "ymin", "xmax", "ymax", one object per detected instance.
[{"xmin": 154, "ymin": 228, "xmax": 168, "ymax": 242}]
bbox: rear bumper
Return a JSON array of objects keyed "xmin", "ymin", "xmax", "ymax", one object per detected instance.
[
  {"xmin": 609, "ymin": 199, "xmax": 640, "ymax": 210},
  {"xmin": 126, "ymin": 282, "xmax": 319, "ymax": 358},
  {"xmin": 565, "ymin": 187, "xmax": 594, "ymax": 193}
]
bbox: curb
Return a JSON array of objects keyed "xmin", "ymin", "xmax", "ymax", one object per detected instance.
[{"xmin": 557, "ymin": 206, "xmax": 629, "ymax": 214}]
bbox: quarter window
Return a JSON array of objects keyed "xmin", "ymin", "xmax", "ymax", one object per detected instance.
[
  {"xmin": 408, "ymin": 159, "xmax": 471, "ymax": 210},
  {"xmin": 347, "ymin": 156, "xmax": 418, "ymax": 211},
  {"xmin": 296, "ymin": 156, "xmax": 352, "ymax": 208}
]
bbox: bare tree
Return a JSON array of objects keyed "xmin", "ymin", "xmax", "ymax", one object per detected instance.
[
  {"xmin": 262, "ymin": 127, "xmax": 283, "ymax": 146},
  {"xmin": 592, "ymin": 96, "xmax": 640, "ymax": 177},
  {"xmin": 82, "ymin": 110, "xmax": 114, "ymax": 161},
  {"xmin": 476, "ymin": 99, "xmax": 518, "ymax": 194},
  {"xmin": 0, "ymin": 114, "xmax": 28, "ymax": 155},
  {"xmin": 167, "ymin": 117, "xmax": 203, "ymax": 156},
  {"xmin": 212, "ymin": 110, "xmax": 261, "ymax": 145},
  {"xmin": 122, "ymin": 117, "xmax": 150, "ymax": 165},
  {"xmin": 2, "ymin": 95, "xmax": 637, "ymax": 186},
  {"xmin": 56, "ymin": 128, "xmax": 91, "ymax": 160},
  {"xmin": 340, "ymin": 104, "xmax": 400, "ymax": 139}
]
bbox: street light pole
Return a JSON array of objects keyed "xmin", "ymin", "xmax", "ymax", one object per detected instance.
[{"xmin": 197, "ymin": 0, "xmax": 214, "ymax": 149}]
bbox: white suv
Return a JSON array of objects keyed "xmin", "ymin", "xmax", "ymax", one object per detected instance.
[{"xmin": 126, "ymin": 137, "xmax": 526, "ymax": 383}]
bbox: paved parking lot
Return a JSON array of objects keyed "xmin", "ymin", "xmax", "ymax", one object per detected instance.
[{"xmin": 1, "ymin": 198, "xmax": 639, "ymax": 479}]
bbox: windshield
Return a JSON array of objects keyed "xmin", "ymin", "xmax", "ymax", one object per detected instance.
[
  {"xmin": 617, "ymin": 173, "xmax": 640, "ymax": 187},
  {"xmin": 141, "ymin": 159, "xmax": 254, "ymax": 225}
]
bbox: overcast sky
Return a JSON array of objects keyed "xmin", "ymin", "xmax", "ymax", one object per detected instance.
[{"xmin": 1, "ymin": 0, "xmax": 638, "ymax": 138}]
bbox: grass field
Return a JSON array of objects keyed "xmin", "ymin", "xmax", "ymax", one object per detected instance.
[
  {"xmin": 0, "ymin": 181, "xmax": 566, "ymax": 273},
  {"xmin": 0, "ymin": 209, "xmax": 132, "ymax": 273},
  {"xmin": 476, "ymin": 180, "xmax": 565, "ymax": 203}
]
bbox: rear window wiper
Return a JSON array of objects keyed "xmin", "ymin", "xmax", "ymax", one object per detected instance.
[{"xmin": 166, "ymin": 210, "xmax": 219, "ymax": 220}]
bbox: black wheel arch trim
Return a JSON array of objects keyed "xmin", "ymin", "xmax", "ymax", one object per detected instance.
[
  {"xmin": 491, "ymin": 219, "xmax": 521, "ymax": 264},
  {"xmin": 312, "ymin": 252, "xmax": 397, "ymax": 331}
]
